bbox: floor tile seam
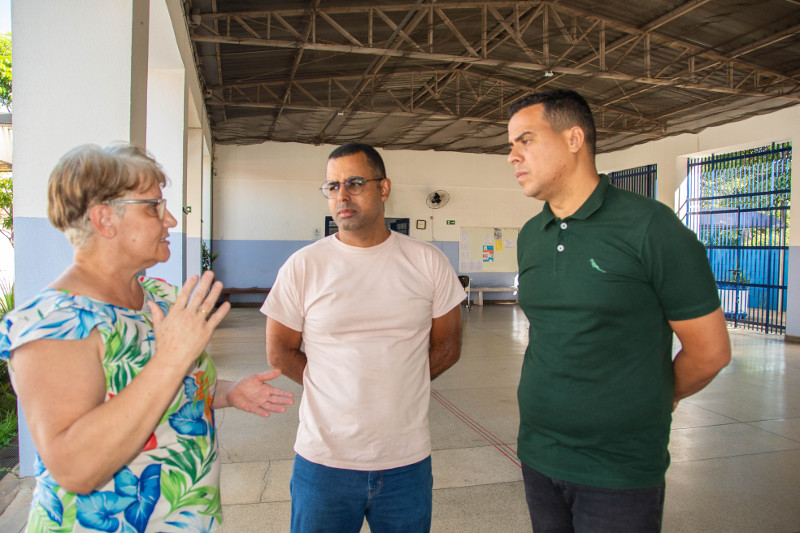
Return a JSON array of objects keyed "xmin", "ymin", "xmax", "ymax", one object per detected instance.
[
  {"xmin": 221, "ymin": 501, "xmax": 289, "ymax": 509},
  {"xmin": 258, "ymin": 461, "xmax": 273, "ymax": 503},
  {"xmin": 670, "ymin": 421, "xmax": 744, "ymax": 431},
  {"xmin": 431, "ymin": 384, "xmax": 522, "ymax": 392},
  {"xmin": 675, "ymin": 403, "xmax": 746, "ymax": 422},
  {"xmin": 742, "ymin": 421, "xmax": 800, "ymax": 444},
  {"xmin": 671, "ymin": 419, "xmax": 800, "ymax": 442},
  {"xmin": 670, "ymin": 447, "xmax": 800, "ymax": 464},
  {"xmin": 746, "ymin": 415, "xmax": 800, "ymax": 423},
  {"xmin": 214, "ymin": 411, "xmax": 234, "ymax": 463},
  {"xmin": 432, "ymin": 389, "xmax": 521, "ymax": 468},
  {"xmin": 432, "ymin": 479, "xmax": 524, "ymax": 492},
  {"xmin": 433, "ymin": 443, "xmax": 517, "ymax": 453}
]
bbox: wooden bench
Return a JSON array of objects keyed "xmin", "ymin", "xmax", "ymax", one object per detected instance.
[
  {"xmin": 470, "ymin": 286, "xmax": 518, "ymax": 306},
  {"xmin": 220, "ymin": 287, "xmax": 270, "ymax": 304}
]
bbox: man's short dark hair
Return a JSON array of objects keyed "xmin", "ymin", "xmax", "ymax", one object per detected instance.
[
  {"xmin": 328, "ymin": 143, "xmax": 387, "ymax": 180},
  {"xmin": 508, "ymin": 89, "xmax": 597, "ymax": 156}
]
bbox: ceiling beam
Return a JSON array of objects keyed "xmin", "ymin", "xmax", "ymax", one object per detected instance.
[{"xmin": 191, "ymin": 34, "xmax": 800, "ymax": 101}]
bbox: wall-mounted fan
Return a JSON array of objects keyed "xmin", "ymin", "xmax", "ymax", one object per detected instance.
[{"xmin": 426, "ymin": 190, "xmax": 450, "ymax": 209}]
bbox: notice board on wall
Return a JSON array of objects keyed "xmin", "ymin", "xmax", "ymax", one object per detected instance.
[{"xmin": 459, "ymin": 227, "xmax": 519, "ymax": 273}]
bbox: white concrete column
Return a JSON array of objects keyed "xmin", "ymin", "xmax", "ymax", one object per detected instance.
[
  {"xmin": 144, "ymin": 0, "xmax": 188, "ymax": 285},
  {"xmin": 202, "ymin": 141, "xmax": 213, "ymax": 247},
  {"xmin": 785, "ymin": 141, "xmax": 800, "ymax": 340},
  {"xmin": 13, "ymin": 0, "xmax": 151, "ymax": 477},
  {"xmin": 185, "ymin": 126, "xmax": 204, "ymax": 279},
  {"xmin": 145, "ymin": 67, "xmax": 186, "ymax": 285}
]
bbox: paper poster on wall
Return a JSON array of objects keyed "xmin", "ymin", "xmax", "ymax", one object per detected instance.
[
  {"xmin": 459, "ymin": 227, "xmax": 519, "ymax": 273},
  {"xmin": 460, "ymin": 242, "xmax": 471, "ymax": 261}
]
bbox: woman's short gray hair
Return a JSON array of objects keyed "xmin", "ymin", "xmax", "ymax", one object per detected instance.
[{"xmin": 47, "ymin": 143, "xmax": 167, "ymax": 248}]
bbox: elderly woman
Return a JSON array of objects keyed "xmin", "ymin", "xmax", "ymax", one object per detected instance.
[{"xmin": 0, "ymin": 144, "xmax": 293, "ymax": 532}]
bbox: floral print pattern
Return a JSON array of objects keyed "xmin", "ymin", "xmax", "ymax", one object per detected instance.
[{"xmin": 0, "ymin": 277, "xmax": 221, "ymax": 532}]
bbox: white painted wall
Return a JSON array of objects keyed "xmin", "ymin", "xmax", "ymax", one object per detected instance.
[
  {"xmin": 213, "ymin": 142, "xmax": 543, "ymax": 242},
  {"xmin": 217, "ymin": 105, "xmax": 798, "ymax": 247},
  {"xmin": 214, "ymin": 104, "xmax": 799, "ymax": 334}
]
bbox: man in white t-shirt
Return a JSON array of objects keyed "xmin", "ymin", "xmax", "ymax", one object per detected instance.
[{"xmin": 262, "ymin": 143, "xmax": 465, "ymax": 533}]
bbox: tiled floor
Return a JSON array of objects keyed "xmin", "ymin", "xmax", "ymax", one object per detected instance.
[{"xmin": 2, "ymin": 304, "xmax": 800, "ymax": 532}]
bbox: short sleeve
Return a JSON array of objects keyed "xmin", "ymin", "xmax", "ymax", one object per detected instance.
[
  {"xmin": 261, "ymin": 257, "xmax": 305, "ymax": 332},
  {"xmin": 642, "ymin": 204, "xmax": 721, "ymax": 321},
  {"xmin": 0, "ymin": 291, "xmax": 110, "ymax": 362},
  {"xmin": 430, "ymin": 247, "xmax": 466, "ymax": 318}
]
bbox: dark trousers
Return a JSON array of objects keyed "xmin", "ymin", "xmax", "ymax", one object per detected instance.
[{"xmin": 521, "ymin": 462, "xmax": 665, "ymax": 533}]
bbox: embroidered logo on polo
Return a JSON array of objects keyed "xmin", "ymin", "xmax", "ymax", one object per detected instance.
[{"xmin": 589, "ymin": 258, "xmax": 607, "ymax": 273}]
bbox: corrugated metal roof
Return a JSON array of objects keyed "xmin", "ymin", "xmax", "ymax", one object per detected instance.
[{"xmin": 186, "ymin": 0, "xmax": 800, "ymax": 154}]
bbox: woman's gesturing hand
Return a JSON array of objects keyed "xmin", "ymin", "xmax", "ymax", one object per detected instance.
[
  {"xmin": 221, "ymin": 369, "xmax": 295, "ymax": 417},
  {"xmin": 147, "ymin": 271, "xmax": 231, "ymax": 372}
]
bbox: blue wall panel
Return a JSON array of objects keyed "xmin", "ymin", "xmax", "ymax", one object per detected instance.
[
  {"xmin": 14, "ymin": 217, "xmax": 74, "ymax": 306},
  {"xmin": 211, "ymin": 238, "xmax": 518, "ymax": 303}
]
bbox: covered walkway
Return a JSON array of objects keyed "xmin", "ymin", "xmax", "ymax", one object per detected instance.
[{"xmin": 3, "ymin": 304, "xmax": 800, "ymax": 531}]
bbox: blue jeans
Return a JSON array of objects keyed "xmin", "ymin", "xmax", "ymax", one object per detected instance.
[
  {"xmin": 290, "ymin": 454, "xmax": 432, "ymax": 533},
  {"xmin": 521, "ymin": 462, "xmax": 665, "ymax": 533}
]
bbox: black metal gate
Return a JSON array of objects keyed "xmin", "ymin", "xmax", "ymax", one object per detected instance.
[
  {"xmin": 681, "ymin": 142, "xmax": 791, "ymax": 334},
  {"xmin": 609, "ymin": 164, "xmax": 657, "ymax": 198}
]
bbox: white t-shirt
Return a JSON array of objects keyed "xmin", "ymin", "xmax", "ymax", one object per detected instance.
[{"xmin": 261, "ymin": 232, "xmax": 465, "ymax": 470}]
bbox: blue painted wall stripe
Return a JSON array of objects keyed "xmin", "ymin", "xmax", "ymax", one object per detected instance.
[
  {"xmin": 14, "ymin": 217, "xmax": 74, "ymax": 305},
  {"xmin": 211, "ymin": 238, "xmax": 518, "ymax": 303}
]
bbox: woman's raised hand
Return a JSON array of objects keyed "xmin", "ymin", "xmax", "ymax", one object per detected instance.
[{"xmin": 147, "ymin": 271, "xmax": 231, "ymax": 372}]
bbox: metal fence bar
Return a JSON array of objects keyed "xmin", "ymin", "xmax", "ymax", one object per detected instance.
[
  {"xmin": 609, "ymin": 164, "xmax": 657, "ymax": 198},
  {"xmin": 683, "ymin": 142, "xmax": 791, "ymax": 334}
]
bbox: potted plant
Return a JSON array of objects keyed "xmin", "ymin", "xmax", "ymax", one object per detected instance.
[
  {"xmin": 718, "ymin": 269, "xmax": 749, "ymax": 319},
  {"xmin": 201, "ymin": 241, "xmax": 219, "ymax": 272}
]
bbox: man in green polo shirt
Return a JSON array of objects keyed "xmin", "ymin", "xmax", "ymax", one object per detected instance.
[{"xmin": 507, "ymin": 88, "xmax": 731, "ymax": 532}]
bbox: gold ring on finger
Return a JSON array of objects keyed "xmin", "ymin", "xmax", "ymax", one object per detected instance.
[{"xmin": 199, "ymin": 307, "xmax": 209, "ymax": 315}]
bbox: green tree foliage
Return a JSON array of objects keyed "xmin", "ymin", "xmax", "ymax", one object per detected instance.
[
  {"xmin": 0, "ymin": 34, "xmax": 16, "ymax": 454},
  {"xmin": 0, "ymin": 33, "xmax": 10, "ymax": 110},
  {"xmin": 693, "ymin": 142, "xmax": 792, "ymax": 247},
  {"xmin": 0, "ymin": 175, "xmax": 10, "ymax": 246},
  {"xmin": 0, "ymin": 33, "xmax": 11, "ymax": 246}
]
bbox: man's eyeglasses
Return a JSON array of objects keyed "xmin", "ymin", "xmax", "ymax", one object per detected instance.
[
  {"xmin": 109, "ymin": 198, "xmax": 167, "ymax": 220},
  {"xmin": 320, "ymin": 177, "xmax": 384, "ymax": 199}
]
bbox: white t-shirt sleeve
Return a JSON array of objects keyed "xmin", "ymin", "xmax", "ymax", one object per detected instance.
[
  {"xmin": 430, "ymin": 246, "xmax": 467, "ymax": 318},
  {"xmin": 260, "ymin": 256, "xmax": 304, "ymax": 332}
]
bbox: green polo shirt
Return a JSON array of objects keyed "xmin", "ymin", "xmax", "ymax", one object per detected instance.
[{"xmin": 516, "ymin": 174, "xmax": 720, "ymax": 489}]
